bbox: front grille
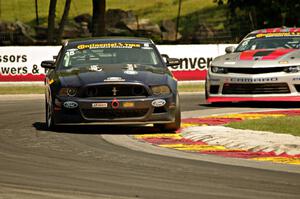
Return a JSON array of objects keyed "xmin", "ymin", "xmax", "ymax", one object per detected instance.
[
  {"xmin": 210, "ymin": 85, "xmax": 219, "ymax": 94},
  {"xmin": 82, "ymin": 108, "xmax": 149, "ymax": 119},
  {"xmin": 226, "ymin": 67, "xmax": 285, "ymax": 74},
  {"xmin": 82, "ymin": 84, "xmax": 149, "ymax": 98},
  {"xmin": 222, "ymin": 83, "xmax": 290, "ymax": 94},
  {"xmin": 153, "ymin": 107, "xmax": 167, "ymax": 113},
  {"xmin": 294, "ymin": 84, "xmax": 300, "ymax": 92}
]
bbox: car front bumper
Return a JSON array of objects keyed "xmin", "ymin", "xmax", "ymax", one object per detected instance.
[
  {"xmin": 52, "ymin": 94, "xmax": 177, "ymax": 125},
  {"xmin": 206, "ymin": 71, "xmax": 300, "ymax": 103}
]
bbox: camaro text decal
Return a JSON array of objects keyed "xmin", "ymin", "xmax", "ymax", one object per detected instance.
[{"xmin": 230, "ymin": 77, "xmax": 278, "ymax": 82}]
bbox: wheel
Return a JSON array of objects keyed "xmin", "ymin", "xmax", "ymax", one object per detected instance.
[
  {"xmin": 205, "ymin": 79, "xmax": 209, "ymax": 100},
  {"xmin": 205, "ymin": 85, "xmax": 208, "ymax": 100},
  {"xmin": 154, "ymin": 94, "xmax": 181, "ymax": 132},
  {"xmin": 45, "ymin": 97, "xmax": 56, "ymax": 130}
]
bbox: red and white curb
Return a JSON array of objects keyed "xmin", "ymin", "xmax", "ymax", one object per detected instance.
[{"xmin": 134, "ymin": 110, "xmax": 300, "ymax": 165}]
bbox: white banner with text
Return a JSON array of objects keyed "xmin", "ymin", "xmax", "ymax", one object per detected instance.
[{"xmin": 0, "ymin": 44, "xmax": 235, "ymax": 82}]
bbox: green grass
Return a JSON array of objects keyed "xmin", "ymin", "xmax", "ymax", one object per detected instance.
[
  {"xmin": 178, "ymin": 83, "xmax": 204, "ymax": 92},
  {"xmin": 0, "ymin": 0, "xmax": 222, "ymax": 26},
  {"xmin": 226, "ymin": 116, "xmax": 300, "ymax": 137},
  {"xmin": 0, "ymin": 86, "xmax": 44, "ymax": 94},
  {"xmin": 0, "ymin": 83, "xmax": 203, "ymax": 95},
  {"xmin": 134, "ymin": 0, "xmax": 217, "ymax": 23}
]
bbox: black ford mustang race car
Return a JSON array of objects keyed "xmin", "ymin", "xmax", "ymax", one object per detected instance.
[{"xmin": 41, "ymin": 37, "xmax": 181, "ymax": 131}]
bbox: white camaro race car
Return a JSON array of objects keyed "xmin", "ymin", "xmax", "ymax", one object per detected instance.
[{"xmin": 206, "ymin": 27, "xmax": 300, "ymax": 103}]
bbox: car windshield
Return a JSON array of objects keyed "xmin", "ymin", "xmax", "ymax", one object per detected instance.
[
  {"xmin": 61, "ymin": 43, "xmax": 162, "ymax": 69},
  {"xmin": 235, "ymin": 35, "xmax": 300, "ymax": 52}
]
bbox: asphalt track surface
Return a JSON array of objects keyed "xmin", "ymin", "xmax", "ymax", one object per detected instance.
[{"xmin": 0, "ymin": 94, "xmax": 300, "ymax": 199}]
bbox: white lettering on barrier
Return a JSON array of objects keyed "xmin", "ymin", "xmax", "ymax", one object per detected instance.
[
  {"xmin": 0, "ymin": 44, "xmax": 235, "ymax": 82},
  {"xmin": 0, "ymin": 46, "xmax": 61, "ymax": 81},
  {"xmin": 157, "ymin": 44, "xmax": 223, "ymax": 71},
  {"xmin": 169, "ymin": 57, "xmax": 213, "ymax": 71}
]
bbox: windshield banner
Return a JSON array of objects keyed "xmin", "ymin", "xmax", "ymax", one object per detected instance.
[{"xmin": 0, "ymin": 44, "xmax": 234, "ymax": 82}]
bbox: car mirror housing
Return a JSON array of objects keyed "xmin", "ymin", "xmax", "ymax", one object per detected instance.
[
  {"xmin": 41, "ymin": 60, "xmax": 55, "ymax": 69},
  {"xmin": 166, "ymin": 58, "xmax": 181, "ymax": 67},
  {"xmin": 225, "ymin": 46, "xmax": 235, "ymax": 54}
]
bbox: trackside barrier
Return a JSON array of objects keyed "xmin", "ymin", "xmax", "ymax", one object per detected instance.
[{"xmin": 0, "ymin": 44, "xmax": 236, "ymax": 82}]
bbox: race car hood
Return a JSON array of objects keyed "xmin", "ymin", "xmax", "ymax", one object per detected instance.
[
  {"xmin": 57, "ymin": 64, "xmax": 170, "ymax": 87},
  {"xmin": 212, "ymin": 48, "xmax": 300, "ymax": 68}
]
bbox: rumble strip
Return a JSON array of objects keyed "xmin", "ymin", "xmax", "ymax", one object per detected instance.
[{"xmin": 134, "ymin": 110, "xmax": 300, "ymax": 165}]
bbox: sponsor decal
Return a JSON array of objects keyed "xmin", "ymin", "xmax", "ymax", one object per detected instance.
[
  {"xmin": 123, "ymin": 102, "xmax": 135, "ymax": 108},
  {"xmin": 92, "ymin": 103, "xmax": 108, "ymax": 108},
  {"xmin": 224, "ymin": 61, "xmax": 236, "ymax": 65},
  {"xmin": 151, "ymin": 99, "xmax": 166, "ymax": 107},
  {"xmin": 124, "ymin": 64, "xmax": 138, "ymax": 75},
  {"xmin": 104, "ymin": 77, "xmax": 125, "ymax": 82},
  {"xmin": 89, "ymin": 65, "xmax": 102, "ymax": 72},
  {"xmin": 124, "ymin": 70, "xmax": 138, "ymax": 75},
  {"xmin": 77, "ymin": 43, "xmax": 141, "ymax": 50},
  {"xmin": 230, "ymin": 77, "xmax": 278, "ymax": 83},
  {"xmin": 256, "ymin": 32, "xmax": 300, "ymax": 38},
  {"xmin": 279, "ymin": 61, "xmax": 289, "ymax": 64},
  {"xmin": 63, "ymin": 101, "xmax": 78, "ymax": 109}
]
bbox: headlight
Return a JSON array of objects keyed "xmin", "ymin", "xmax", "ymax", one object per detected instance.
[
  {"xmin": 211, "ymin": 66, "xmax": 228, "ymax": 74},
  {"xmin": 284, "ymin": 66, "xmax": 300, "ymax": 73},
  {"xmin": 59, "ymin": 88, "xmax": 78, "ymax": 97},
  {"xmin": 151, "ymin": 85, "xmax": 171, "ymax": 96}
]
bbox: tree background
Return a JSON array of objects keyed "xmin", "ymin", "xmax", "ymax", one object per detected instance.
[
  {"xmin": 47, "ymin": 0, "xmax": 106, "ymax": 43},
  {"xmin": 215, "ymin": 0, "xmax": 300, "ymax": 40},
  {"xmin": 2, "ymin": 0, "xmax": 300, "ymax": 45}
]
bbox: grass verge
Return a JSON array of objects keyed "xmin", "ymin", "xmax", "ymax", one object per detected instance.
[
  {"xmin": 0, "ymin": 86, "xmax": 44, "ymax": 94},
  {"xmin": 0, "ymin": 84, "xmax": 204, "ymax": 95},
  {"xmin": 226, "ymin": 116, "xmax": 300, "ymax": 137},
  {"xmin": 178, "ymin": 83, "xmax": 204, "ymax": 92}
]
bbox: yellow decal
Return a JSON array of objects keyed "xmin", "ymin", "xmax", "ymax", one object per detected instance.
[
  {"xmin": 279, "ymin": 61, "xmax": 289, "ymax": 64},
  {"xmin": 256, "ymin": 32, "xmax": 300, "ymax": 38},
  {"xmin": 123, "ymin": 102, "xmax": 135, "ymax": 108},
  {"xmin": 77, "ymin": 43, "xmax": 141, "ymax": 50},
  {"xmin": 48, "ymin": 79, "xmax": 55, "ymax": 85}
]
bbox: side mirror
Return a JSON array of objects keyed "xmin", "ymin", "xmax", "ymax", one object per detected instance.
[
  {"xmin": 225, "ymin": 46, "xmax": 235, "ymax": 54},
  {"xmin": 161, "ymin": 54, "xmax": 169, "ymax": 63},
  {"xmin": 41, "ymin": 60, "xmax": 55, "ymax": 69},
  {"xmin": 166, "ymin": 58, "xmax": 181, "ymax": 66}
]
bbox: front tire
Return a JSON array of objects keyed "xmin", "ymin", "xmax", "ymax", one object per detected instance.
[
  {"xmin": 46, "ymin": 98, "xmax": 56, "ymax": 130},
  {"xmin": 155, "ymin": 94, "xmax": 181, "ymax": 132}
]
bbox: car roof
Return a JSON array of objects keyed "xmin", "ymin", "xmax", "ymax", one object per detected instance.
[
  {"xmin": 250, "ymin": 27, "xmax": 300, "ymax": 34},
  {"xmin": 64, "ymin": 37, "xmax": 153, "ymax": 47}
]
